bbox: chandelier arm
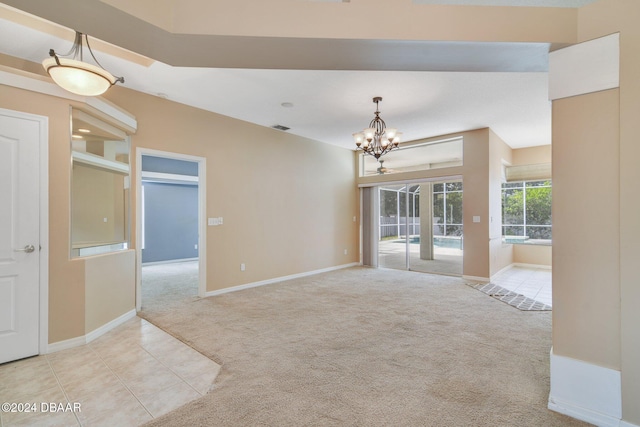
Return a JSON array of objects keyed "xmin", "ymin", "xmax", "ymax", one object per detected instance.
[
  {"xmin": 83, "ymin": 34, "xmax": 124, "ymax": 84},
  {"xmin": 354, "ymin": 96, "xmax": 399, "ymax": 161}
]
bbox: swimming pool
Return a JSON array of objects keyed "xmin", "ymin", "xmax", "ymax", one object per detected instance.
[{"xmin": 394, "ymin": 236, "xmax": 462, "ymax": 249}]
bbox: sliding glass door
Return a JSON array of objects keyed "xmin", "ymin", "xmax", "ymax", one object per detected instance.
[{"xmin": 376, "ymin": 180, "xmax": 463, "ymax": 275}]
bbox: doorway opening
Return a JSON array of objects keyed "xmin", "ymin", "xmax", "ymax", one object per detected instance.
[
  {"xmin": 376, "ymin": 179, "xmax": 463, "ymax": 275},
  {"xmin": 135, "ymin": 149, "xmax": 206, "ymax": 312}
]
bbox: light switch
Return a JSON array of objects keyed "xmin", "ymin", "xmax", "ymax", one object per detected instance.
[
  {"xmin": 208, "ymin": 218, "xmax": 217, "ymax": 226},
  {"xmin": 473, "ymin": 216, "xmax": 480, "ymax": 223}
]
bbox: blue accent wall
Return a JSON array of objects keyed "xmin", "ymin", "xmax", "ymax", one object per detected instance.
[
  {"xmin": 142, "ymin": 181, "xmax": 198, "ymax": 263},
  {"xmin": 142, "ymin": 155, "xmax": 198, "ymax": 176}
]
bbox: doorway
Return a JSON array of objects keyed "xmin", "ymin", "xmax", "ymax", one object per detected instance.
[
  {"xmin": 376, "ymin": 180, "xmax": 463, "ymax": 275},
  {"xmin": 135, "ymin": 149, "xmax": 206, "ymax": 312}
]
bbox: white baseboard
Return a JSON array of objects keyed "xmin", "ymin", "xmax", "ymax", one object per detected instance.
[
  {"xmin": 206, "ymin": 263, "xmax": 359, "ymax": 297},
  {"xmin": 85, "ymin": 309, "xmax": 137, "ymax": 344},
  {"xmin": 142, "ymin": 257, "xmax": 198, "ymax": 266},
  {"xmin": 513, "ymin": 262, "xmax": 552, "ymax": 270},
  {"xmin": 46, "ymin": 336, "xmax": 86, "ymax": 354},
  {"xmin": 548, "ymin": 348, "xmax": 622, "ymax": 427},
  {"xmin": 462, "ymin": 275, "xmax": 489, "ymax": 283},
  {"xmin": 47, "ymin": 309, "xmax": 137, "ymax": 354},
  {"xmin": 490, "ymin": 264, "xmax": 514, "ymax": 281}
]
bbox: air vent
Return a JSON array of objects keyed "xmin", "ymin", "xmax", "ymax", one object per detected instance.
[{"xmin": 272, "ymin": 124, "xmax": 290, "ymax": 131}]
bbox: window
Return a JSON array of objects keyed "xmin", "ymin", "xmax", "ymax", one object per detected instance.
[
  {"xmin": 502, "ymin": 180, "xmax": 552, "ymax": 244},
  {"xmin": 433, "ymin": 182, "xmax": 463, "ymax": 237},
  {"xmin": 359, "ymin": 137, "xmax": 463, "ymax": 177}
]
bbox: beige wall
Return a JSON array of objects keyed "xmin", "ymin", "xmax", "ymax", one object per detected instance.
[
  {"xmin": 573, "ymin": 0, "xmax": 640, "ymax": 423},
  {"xmin": 85, "ymin": 250, "xmax": 135, "ymax": 333},
  {"xmin": 489, "ymin": 130, "xmax": 513, "ymax": 276},
  {"xmin": 1, "ymin": 81, "xmax": 359, "ymax": 341},
  {"xmin": 552, "ymin": 88, "xmax": 620, "ymax": 369},
  {"xmin": 513, "ymin": 245, "xmax": 551, "ymax": 267},
  {"xmin": 103, "ymin": 87, "xmax": 359, "ymax": 292},
  {"xmin": 511, "ymin": 145, "xmax": 551, "ymax": 166}
]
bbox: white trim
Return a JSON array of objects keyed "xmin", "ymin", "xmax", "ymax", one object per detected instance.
[
  {"xmin": 0, "ymin": 68, "xmax": 85, "ymax": 102},
  {"xmin": 490, "ymin": 263, "xmax": 514, "ymax": 281},
  {"xmin": 136, "ymin": 148, "xmax": 207, "ymax": 311},
  {"xmin": 85, "ymin": 309, "xmax": 136, "ymax": 344},
  {"xmin": 85, "ymin": 97, "xmax": 138, "ymax": 131},
  {"xmin": 46, "ymin": 336, "xmax": 87, "ymax": 354},
  {"xmin": 47, "ymin": 310, "xmax": 136, "ymax": 353},
  {"xmin": 141, "ymin": 171, "xmax": 198, "ymax": 184},
  {"xmin": 72, "ymin": 151, "xmax": 129, "ymax": 174},
  {"xmin": 549, "ymin": 33, "xmax": 620, "ymax": 101},
  {"xmin": 548, "ymin": 349, "xmax": 622, "ymax": 427},
  {"xmin": 513, "ymin": 262, "xmax": 552, "ymax": 270},
  {"xmin": 142, "ymin": 257, "xmax": 198, "ymax": 266},
  {"xmin": 205, "ymin": 263, "xmax": 359, "ymax": 298},
  {"xmin": 358, "ymin": 174, "xmax": 463, "ymax": 188},
  {"xmin": 462, "ymin": 275, "xmax": 489, "ymax": 283},
  {"xmin": 38, "ymin": 114, "xmax": 49, "ymax": 358}
]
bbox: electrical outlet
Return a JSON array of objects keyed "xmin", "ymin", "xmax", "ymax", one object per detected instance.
[
  {"xmin": 240, "ymin": 263, "xmax": 246, "ymax": 271},
  {"xmin": 344, "ymin": 249, "xmax": 348, "ymax": 255}
]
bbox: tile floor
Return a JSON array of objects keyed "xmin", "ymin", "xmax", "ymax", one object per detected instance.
[
  {"xmin": 0, "ymin": 317, "xmax": 220, "ymax": 427},
  {"xmin": 491, "ymin": 265, "xmax": 552, "ymax": 306}
]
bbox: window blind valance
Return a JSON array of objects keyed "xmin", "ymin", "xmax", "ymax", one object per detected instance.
[{"xmin": 505, "ymin": 163, "xmax": 551, "ymax": 182}]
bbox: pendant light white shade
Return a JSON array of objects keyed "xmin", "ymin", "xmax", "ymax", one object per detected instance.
[
  {"xmin": 42, "ymin": 31, "xmax": 124, "ymax": 97},
  {"xmin": 42, "ymin": 57, "xmax": 116, "ymax": 96}
]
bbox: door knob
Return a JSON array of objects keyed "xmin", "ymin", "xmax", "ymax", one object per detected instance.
[{"xmin": 14, "ymin": 245, "xmax": 35, "ymax": 253}]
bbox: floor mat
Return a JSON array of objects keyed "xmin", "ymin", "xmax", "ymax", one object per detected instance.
[{"xmin": 467, "ymin": 282, "xmax": 552, "ymax": 311}]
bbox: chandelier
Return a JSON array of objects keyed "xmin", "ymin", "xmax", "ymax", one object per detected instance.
[
  {"xmin": 42, "ymin": 31, "xmax": 124, "ymax": 96},
  {"xmin": 353, "ymin": 97, "xmax": 402, "ymax": 159}
]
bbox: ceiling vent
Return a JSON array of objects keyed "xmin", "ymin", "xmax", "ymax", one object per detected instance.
[{"xmin": 272, "ymin": 124, "xmax": 290, "ymax": 131}]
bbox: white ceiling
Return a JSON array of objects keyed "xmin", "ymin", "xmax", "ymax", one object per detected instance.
[{"xmin": 0, "ymin": 3, "xmax": 557, "ymax": 150}]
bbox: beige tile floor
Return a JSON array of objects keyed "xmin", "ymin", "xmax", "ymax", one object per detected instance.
[
  {"xmin": 492, "ymin": 265, "xmax": 552, "ymax": 306},
  {"xmin": 0, "ymin": 317, "xmax": 220, "ymax": 427}
]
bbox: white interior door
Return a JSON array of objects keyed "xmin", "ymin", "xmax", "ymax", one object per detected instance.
[{"xmin": 0, "ymin": 110, "xmax": 41, "ymax": 364}]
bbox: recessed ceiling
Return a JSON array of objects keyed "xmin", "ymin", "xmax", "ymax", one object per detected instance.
[{"xmin": 0, "ymin": 2, "xmax": 554, "ymax": 150}]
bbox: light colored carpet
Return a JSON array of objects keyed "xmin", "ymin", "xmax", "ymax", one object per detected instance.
[
  {"xmin": 140, "ymin": 266, "xmax": 589, "ymax": 427},
  {"xmin": 141, "ymin": 261, "xmax": 199, "ymax": 311}
]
